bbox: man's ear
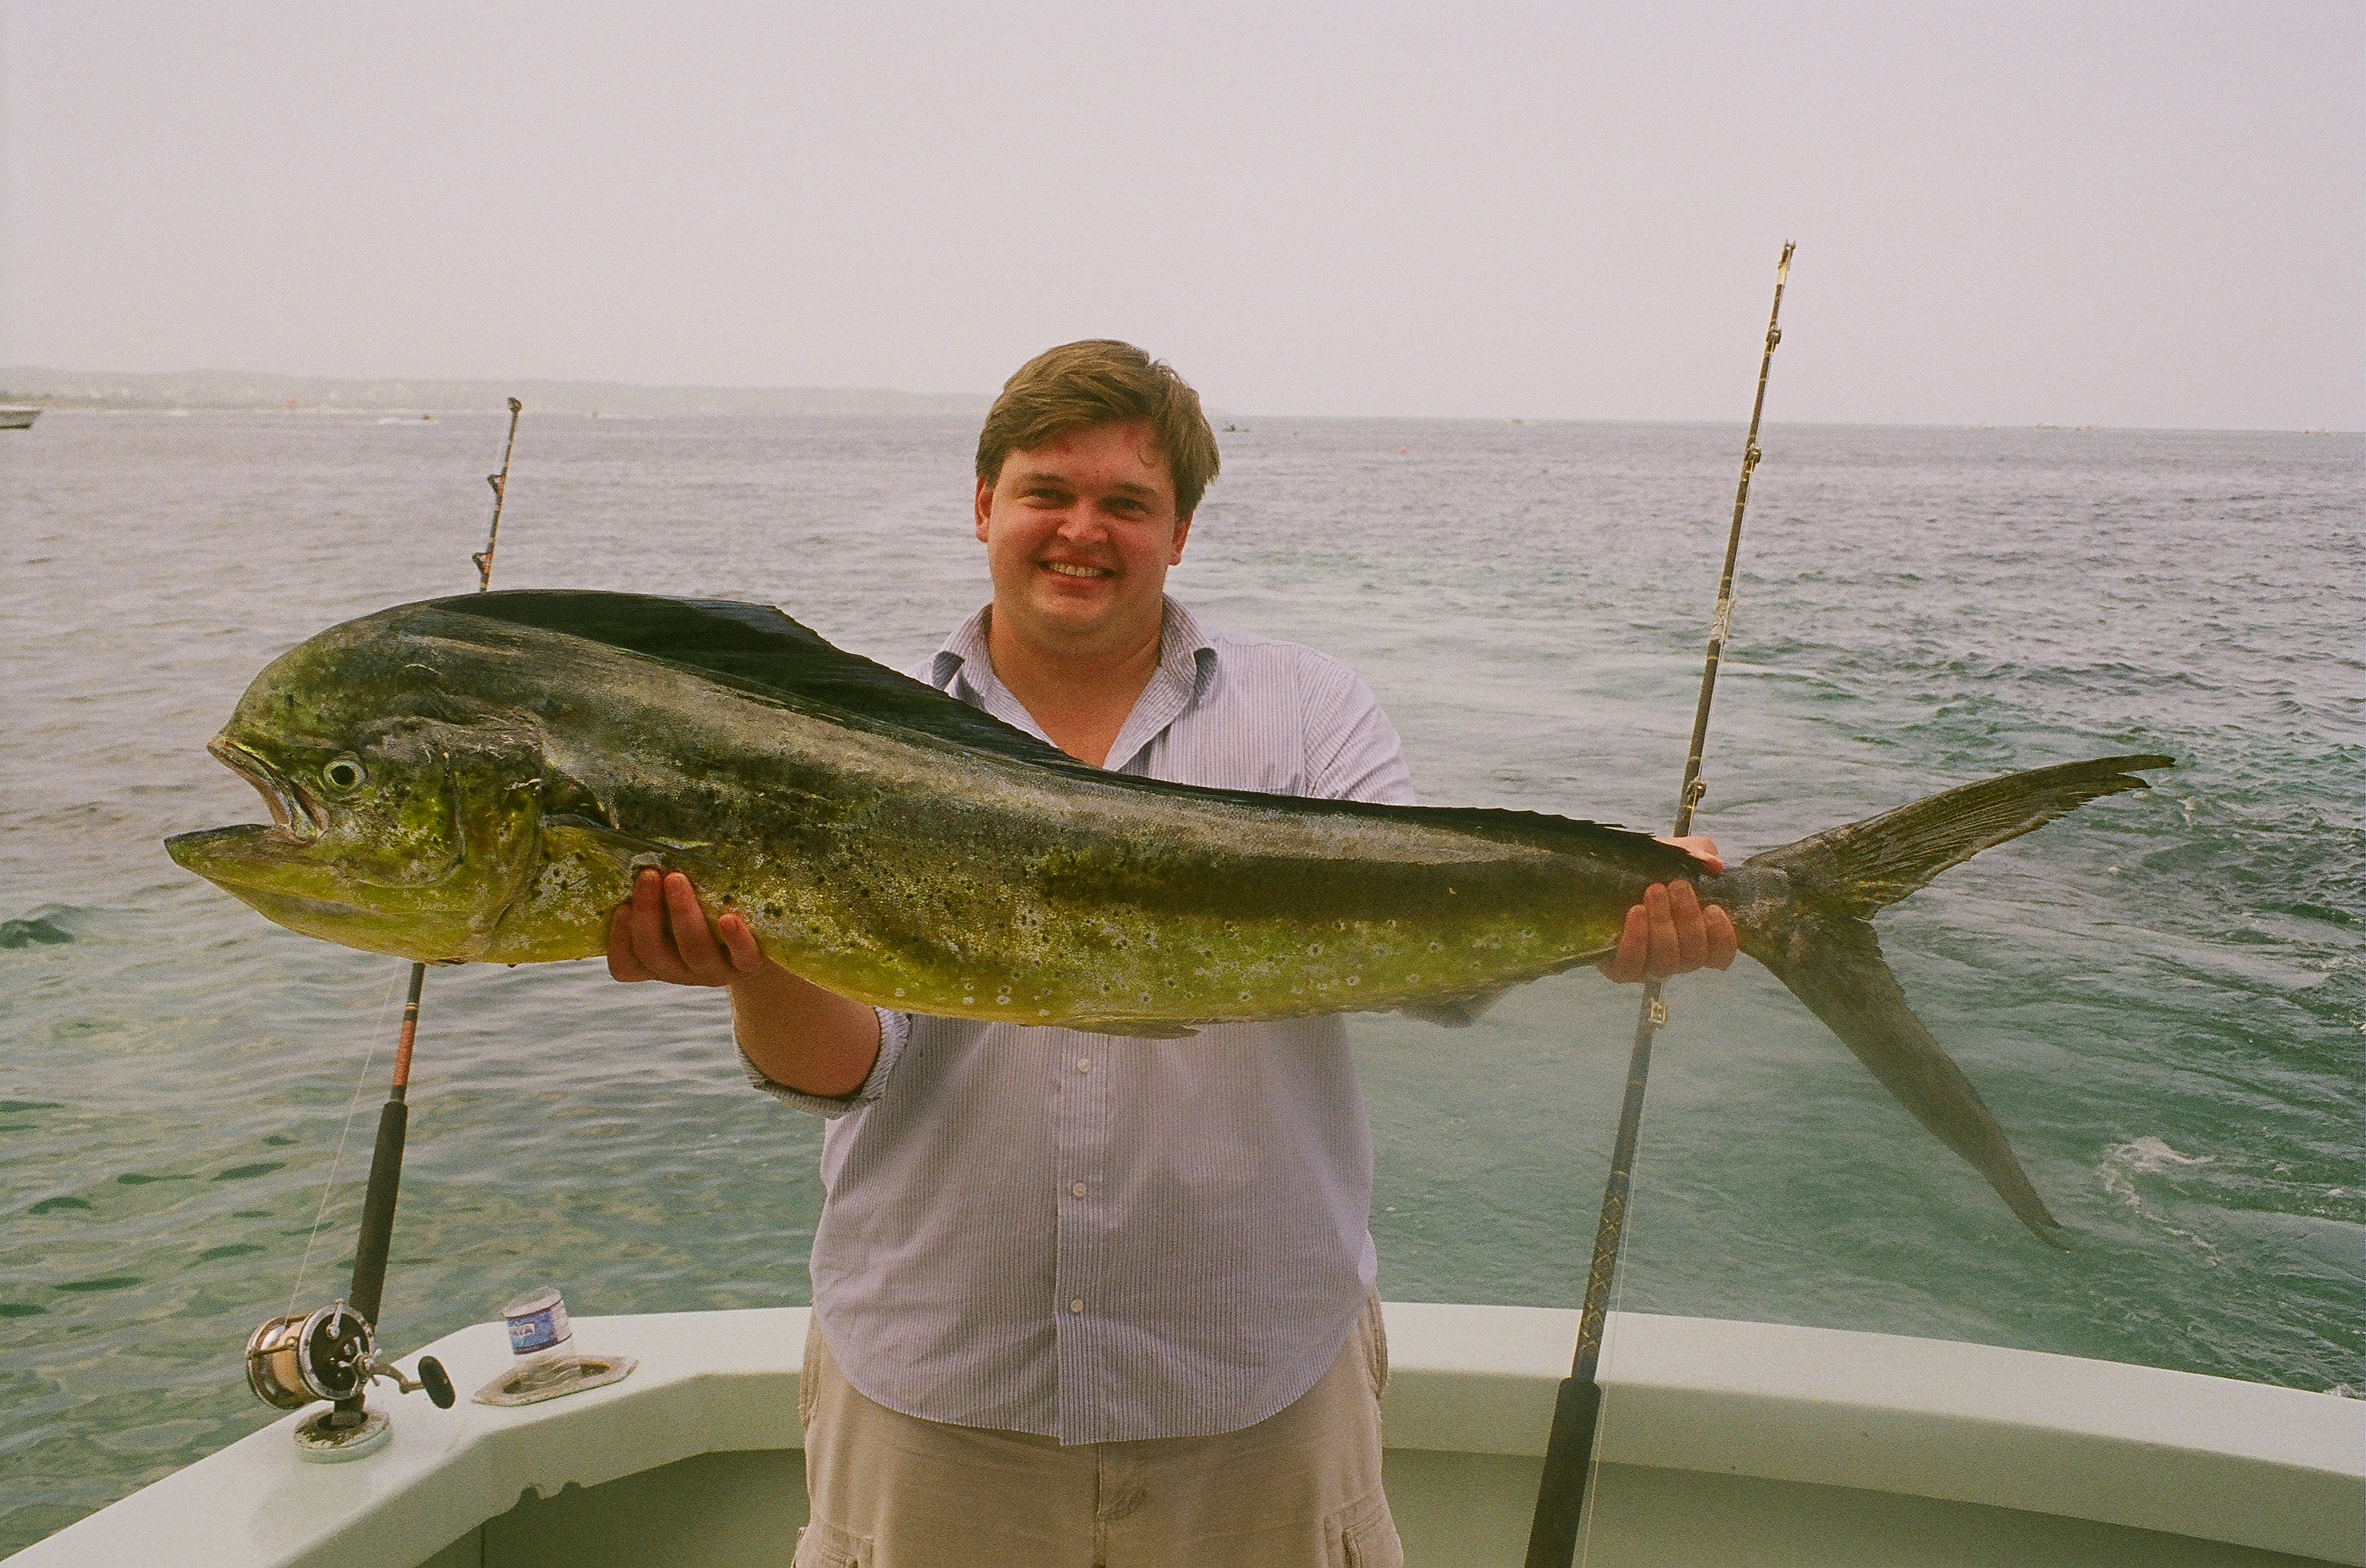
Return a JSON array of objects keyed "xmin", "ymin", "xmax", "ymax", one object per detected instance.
[
  {"xmin": 1169, "ymin": 511, "xmax": 1193, "ymax": 564},
  {"xmin": 974, "ymin": 476, "xmax": 995, "ymax": 543}
]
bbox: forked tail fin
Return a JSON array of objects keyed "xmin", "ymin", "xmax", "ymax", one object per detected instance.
[{"xmin": 1728, "ymin": 755, "xmax": 2173, "ymax": 1243}]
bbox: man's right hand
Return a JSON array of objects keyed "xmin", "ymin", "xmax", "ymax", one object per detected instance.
[
  {"xmin": 606, "ymin": 867, "xmax": 765, "ymax": 988},
  {"xmin": 606, "ymin": 867, "xmax": 883, "ymax": 1099}
]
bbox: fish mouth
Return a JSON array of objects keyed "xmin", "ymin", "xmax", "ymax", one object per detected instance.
[{"xmin": 208, "ymin": 735, "xmax": 325, "ymax": 844}]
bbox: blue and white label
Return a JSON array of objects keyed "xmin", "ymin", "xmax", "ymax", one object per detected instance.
[{"xmin": 505, "ymin": 1298, "xmax": 570, "ymax": 1356}]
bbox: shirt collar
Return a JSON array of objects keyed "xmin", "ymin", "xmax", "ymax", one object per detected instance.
[{"xmin": 930, "ymin": 597, "xmax": 1217, "ymax": 771}]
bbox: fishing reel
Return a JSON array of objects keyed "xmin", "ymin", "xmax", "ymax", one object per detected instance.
[{"xmin": 245, "ymin": 1301, "xmax": 455, "ymax": 1462}]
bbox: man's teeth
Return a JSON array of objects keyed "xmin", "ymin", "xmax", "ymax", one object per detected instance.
[{"xmin": 1044, "ymin": 563, "xmax": 1111, "ymax": 578}]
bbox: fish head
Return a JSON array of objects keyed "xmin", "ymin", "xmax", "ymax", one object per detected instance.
[{"xmin": 166, "ymin": 615, "xmax": 553, "ymax": 963}]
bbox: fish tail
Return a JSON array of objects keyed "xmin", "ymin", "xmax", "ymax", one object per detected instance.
[{"xmin": 1724, "ymin": 754, "xmax": 2173, "ymax": 1243}]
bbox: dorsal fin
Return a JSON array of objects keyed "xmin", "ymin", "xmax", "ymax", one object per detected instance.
[
  {"xmin": 424, "ymin": 590, "xmax": 1691, "ymax": 872},
  {"xmin": 433, "ymin": 590, "xmax": 1087, "ymax": 769}
]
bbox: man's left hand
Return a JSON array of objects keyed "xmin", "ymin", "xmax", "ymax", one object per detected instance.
[{"xmin": 1599, "ymin": 836, "xmax": 1738, "ymax": 985}]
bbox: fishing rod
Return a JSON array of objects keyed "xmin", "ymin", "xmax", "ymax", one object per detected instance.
[
  {"xmin": 1524, "ymin": 244, "xmax": 1795, "ymax": 1567},
  {"xmin": 243, "ymin": 397, "xmax": 525, "ymax": 1459}
]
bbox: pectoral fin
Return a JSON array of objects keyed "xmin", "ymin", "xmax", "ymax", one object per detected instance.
[{"xmin": 541, "ymin": 813, "xmax": 722, "ymax": 874}]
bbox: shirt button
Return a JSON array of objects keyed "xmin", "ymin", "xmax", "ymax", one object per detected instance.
[
  {"xmin": 1068, "ymin": 1298, "xmax": 1085, "ymax": 1314},
  {"xmin": 1070, "ymin": 1181, "xmax": 1087, "ymax": 1198},
  {"xmin": 1075, "ymin": 1058, "xmax": 1093, "ymax": 1073}
]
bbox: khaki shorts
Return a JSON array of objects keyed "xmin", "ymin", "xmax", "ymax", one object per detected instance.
[{"xmin": 796, "ymin": 1298, "xmax": 1403, "ymax": 1568}]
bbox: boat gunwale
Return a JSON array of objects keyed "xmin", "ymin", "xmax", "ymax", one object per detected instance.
[{"xmin": 9, "ymin": 1304, "xmax": 2361, "ymax": 1567}]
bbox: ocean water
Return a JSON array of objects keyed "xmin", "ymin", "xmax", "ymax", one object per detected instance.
[{"xmin": 2, "ymin": 410, "xmax": 2359, "ymax": 1547}]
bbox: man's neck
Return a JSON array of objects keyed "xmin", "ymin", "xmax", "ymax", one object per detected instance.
[{"xmin": 983, "ymin": 603, "xmax": 1167, "ymax": 769}]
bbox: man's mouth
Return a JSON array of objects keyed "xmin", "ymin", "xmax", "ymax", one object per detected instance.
[{"xmin": 1041, "ymin": 561, "xmax": 1113, "ymax": 580}]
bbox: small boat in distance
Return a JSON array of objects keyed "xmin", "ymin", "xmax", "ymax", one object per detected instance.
[{"xmin": 0, "ymin": 407, "xmax": 41, "ymax": 430}]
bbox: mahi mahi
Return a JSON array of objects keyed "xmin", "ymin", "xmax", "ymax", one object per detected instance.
[{"xmin": 165, "ymin": 591, "xmax": 2171, "ymax": 1241}]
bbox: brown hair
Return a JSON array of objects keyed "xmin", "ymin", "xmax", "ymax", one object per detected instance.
[{"xmin": 975, "ymin": 340, "xmax": 1221, "ymax": 518}]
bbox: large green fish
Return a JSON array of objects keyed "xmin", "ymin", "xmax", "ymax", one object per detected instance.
[{"xmin": 167, "ymin": 591, "xmax": 2169, "ymax": 1241}]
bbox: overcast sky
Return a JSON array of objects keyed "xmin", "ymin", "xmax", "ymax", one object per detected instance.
[{"xmin": 4, "ymin": 3, "xmax": 2358, "ymax": 427}]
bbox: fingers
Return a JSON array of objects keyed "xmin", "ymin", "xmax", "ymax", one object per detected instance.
[
  {"xmin": 665, "ymin": 871, "xmax": 727, "ymax": 972},
  {"xmin": 607, "ymin": 867, "xmax": 743, "ymax": 988},
  {"xmin": 1704, "ymin": 905, "xmax": 1737, "ymax": 971},
  {"xmin": 606, "ymin": 902, "xmax": 650, "ymax": 982},
  {"xmin": 1600, "ymin": 881, "xmax": 1737, "ymax": 985},
  {"xmin": 626, "ymin": 867, "xmax": 684, "ymax": 978},
  {"xmin": 1599, "ymin": 901, "xmax": 1652, "ymax": 984},
  {"xmin": 1658, "ymin": 834, "xmax": 1724, "ymax": 873},
  {"xmin": 717, "ymin": 911, "xmax": 766, "ymax": 975},
  {"xmin": 1643, "ymin": 883, "xmax": 1681, "ymax": 978}
]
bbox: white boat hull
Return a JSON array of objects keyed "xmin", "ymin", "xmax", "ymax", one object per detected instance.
[{"xmin": 9, "ymin": 1305, "xmax": 2360, "ymax": 1566}]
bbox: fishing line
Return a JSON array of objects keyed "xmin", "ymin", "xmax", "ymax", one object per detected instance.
[
  {"xmin": 1526, "ymin": 243, "xmax": 1796, "ymax": 1568},
  {"xmin": 282, "ymin": 968, "xmax": 401, "ymax": 1320},
  {"xmin": 260, "ymin": 397, "xmax": 525, "ymax": 1384},
  {"xmin": 1574, "ymin": 1161, "xmax": 1642, "ymax": 1568}
]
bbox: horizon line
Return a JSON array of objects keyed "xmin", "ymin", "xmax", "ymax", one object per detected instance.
[{"xmin": 2, "ymin": 365, "xmax": 2355, "ymax": 436}]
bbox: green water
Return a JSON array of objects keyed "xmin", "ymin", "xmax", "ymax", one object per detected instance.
[{"xmin": 2, "ymin": 411, "xmax": 2358, "ymax": 1548}]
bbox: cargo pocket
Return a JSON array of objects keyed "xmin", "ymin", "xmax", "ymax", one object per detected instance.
[
  {"xmin": 793, "ymin": 1518, "xmax": 871, "ymax": 1568},
  {"xmin": 1336, "ymin": 1485, "xmax": 1404, "ymax": 1568}
]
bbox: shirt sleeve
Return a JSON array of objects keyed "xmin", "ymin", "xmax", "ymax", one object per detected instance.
[
  {"xmin": 738, "ymin": 1005, "xmax": 912, "ymax": 1119},
  {"xmin": 1302, "ymin": 662, "xmax": 1417, "ymax": 806}
]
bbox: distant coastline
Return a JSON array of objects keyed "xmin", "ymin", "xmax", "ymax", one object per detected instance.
[{"xmin": 0, "ymin": 367, "xmax": 995, "ymax": 417}]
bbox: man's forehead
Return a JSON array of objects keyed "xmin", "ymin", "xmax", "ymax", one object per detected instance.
[{"xmin": 1011, "ymin": 422, "xmax": 1169, "ymax": 487}]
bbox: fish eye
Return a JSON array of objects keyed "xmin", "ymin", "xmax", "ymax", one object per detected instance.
[{"xmin": 322, "ymin": 756, "xmax": 368, "ymax": 792}]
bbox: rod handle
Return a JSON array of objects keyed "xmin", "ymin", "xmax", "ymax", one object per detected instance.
[
  {"xmin": 346, "ymin": 1098, "xmax": 408, "ymax": 1328},
  {"xmin": 1524, "ymin": 1373, "xmax": 1605, "ymax": 1566}
]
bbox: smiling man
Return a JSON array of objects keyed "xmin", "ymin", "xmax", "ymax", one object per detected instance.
[{"xmin": 607, "ymin": 341, "xmax": 1733, "ymax": 1568}]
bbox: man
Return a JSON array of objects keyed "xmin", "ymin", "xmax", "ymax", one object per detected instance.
[{"xmin": 607, "ymin": 341, "xmax": 1734, "ymax": 1566}]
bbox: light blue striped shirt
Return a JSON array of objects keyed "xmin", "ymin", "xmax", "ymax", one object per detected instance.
[{"xmin": 746, "ymin": 597, "xmax": 1416, "ymax": 1443}]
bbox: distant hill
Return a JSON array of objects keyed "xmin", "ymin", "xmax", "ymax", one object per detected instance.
[{"xmin": 0, "ymin": 368, "xmax": 994, "ymax": 417}]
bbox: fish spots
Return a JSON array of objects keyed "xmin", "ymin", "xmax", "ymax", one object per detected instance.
[
  {"xmin": 893, "ymin": 988, "xmax": 906, "ymax": 998},
  {"xmin": 1426, "ymin": 942, "xmax": 1443, "ymax": 953},
  {"xmin": 1345, "ymin": 975, "xmax": 1360, "ymax": 987},
  {"xmin": 199, "ymin": 1243, "xmax": 266, "ymax": 1261},
  {"xmin": 213, "ymin": 1162, "xmax": 285, "ymax": 1181},
  {"xmin": 0, "ymin": 1304, "xmax": 45, "ymax": 1318},
  {"xmin": 1307, "ymin": 943, "xmax": 1324, "ymax": 957},
  {"xmin": 29, "ymin": 1196, "xmax": 92, "ymax": 1215},
  {"xmin": 57, "ymin": 1277, "xmax": 142, "ymax": 1293}
]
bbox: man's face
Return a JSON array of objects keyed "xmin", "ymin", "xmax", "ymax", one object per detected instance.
[{"xmin": 974, "ymin": 420, "xmax": 1191, "ymax": 657}]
